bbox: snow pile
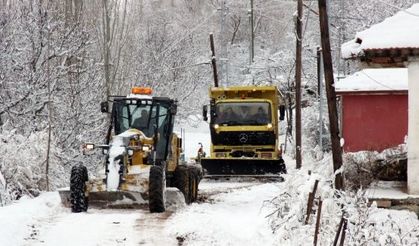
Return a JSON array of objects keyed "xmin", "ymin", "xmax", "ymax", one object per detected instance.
[
  {"xmin": 336, "ymin": 68, "xmax": 408, "ymax": 92},
  {"xmin": 0, "ymin": 192, "xmax": 62, "ymax": 246},
  {"xmin": 342, "ymin": 4, "xmax": 419, "ymax": 58},
  {"xmin": 267, "ymin": 154, "xmax": 419, "ymax": 245}
]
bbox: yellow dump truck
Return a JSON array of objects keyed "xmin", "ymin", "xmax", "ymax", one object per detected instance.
[{"xmin": 201, "ymin": 86, "xmax": 286, "ymax": 176}]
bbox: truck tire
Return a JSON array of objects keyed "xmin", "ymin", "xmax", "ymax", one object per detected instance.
[
  {"xmin": 279, "ymin": 158, "xmax": 287, "ymax": 174},
  {"xmin": 188, "ymin": 166, "xmax": 201, "ymax": 203},
  {"xmin": 70, "ymin": 164, "xmax": 89, "ymax": 213},
  {"xmin": 149, "ymin": 164, "xmax": 166, "ymax": 213},
  {"xmin": 173, "ymin": 165, "xmax": 190, "ymax": 204}
]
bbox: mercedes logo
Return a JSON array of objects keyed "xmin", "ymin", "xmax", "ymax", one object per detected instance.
[{"xmin": 239, "ymin": 133, "xmax": 249, "ymax": 143}]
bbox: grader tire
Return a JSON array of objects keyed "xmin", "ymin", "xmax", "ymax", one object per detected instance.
[
  {"xmin": 188, "ymin": 166, "xmax": 200, "ymax": 203},
  {"xmin": 149, "ymin": 164, "xmax": 166, "ymax": 213},
  {"xmin": 174, "ymin": 166, "xmax": 191, "ymax": 204},
  {"xmin": 70, "ymin": 164, "xmax": 89, "ymax": 213}
]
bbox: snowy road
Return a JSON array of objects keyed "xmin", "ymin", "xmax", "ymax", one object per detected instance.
[{"xmin": 0, "ymin": 180, "xmax": 283, "ymax": 246}]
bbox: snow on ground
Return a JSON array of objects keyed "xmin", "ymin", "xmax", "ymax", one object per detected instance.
[
  {"xmin": 166, "ymin": 181, "xmax": 282, "ymax": 246},
  {"xmin": 0, "ymin": 192, "xmax": 63, "ymax": 246},
  {"xmin": 2, "ymin": 123, "xmax": 419, "ymax": 246}
]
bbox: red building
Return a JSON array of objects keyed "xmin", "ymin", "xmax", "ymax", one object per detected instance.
[{"xmin": 336, "ymin": 68, "xmax": 408, "ymax": 152}]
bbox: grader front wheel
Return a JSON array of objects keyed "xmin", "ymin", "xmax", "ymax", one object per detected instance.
[
  {"xmin": 70, "ymin": 164, "xmax": 89, "ymax": 213},
  {"xmin": 149, "ymin": 164, "xmax": 166, "ymax": 213}
]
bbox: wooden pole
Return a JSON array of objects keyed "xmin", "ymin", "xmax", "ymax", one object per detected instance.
[
  {"xmin": 295, "ymin": 0, "xmax": 303, "ymax": 169},
  {"xmin": 333, "ymin": 216, "xmax": 345, "ymax": 246},
  {"xmin": 339, "ymin": 218, "xmax": 347, "ymax": 246},
  {"xmin": 305, "ymin": 180, "xmax": 319, "ymax": 224},
  {"xmin": 318, "ymin": 0, "xmax": 344, "ymax": 190},
  {"xmin": 209, "ymin": 33, "xmax": 219, "ymax": 87},
  {"xmin": 250, "ymin": 0, "xmax": 254, "ymax": 62},
  {"xmin": 313, "ymin": 199, "xmax": 323, "ymax": 246}
]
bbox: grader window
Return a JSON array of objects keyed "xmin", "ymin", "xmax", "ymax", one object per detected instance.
[{"xmin": 114, "ymin": 100, "xmax": 154, "ymax": 137}]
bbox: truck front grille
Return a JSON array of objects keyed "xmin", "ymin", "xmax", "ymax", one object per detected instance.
[{"xmin": 211, "ymin": 131, "xmax": 276, "ymax": 146}]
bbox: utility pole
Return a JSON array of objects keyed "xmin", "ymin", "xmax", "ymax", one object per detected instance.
[
  {"xmin": 317, "ymin": 47, "xmax": 324, "ymax": 151},
  {"xmin": 295, "ymin": 0, "xmax": 303, "ymax": 169},
  {"xmin": 219, "ymin": 0, "xmax": 226, "ymax": 85},
  {"xmin": 318, "ymin": 0, "xmax": 344, "ymax": 190},
  {"xmin": 210, "ymin": 33, "xmax": 219, "ymax": 87},
  {"xmin": 219, "ymin": 0, "xmax": 229, "ymax": 86},
  {"xmin": 248, "ymin": 0, "xmax": 254, "ymax": 64}
]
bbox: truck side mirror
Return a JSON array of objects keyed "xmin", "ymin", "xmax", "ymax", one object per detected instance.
[
  {"xmin": 279, "ymin": 105, "xmax": 285, "ymax": 121},
  {"xmin": 100, "ymin": 101, "xmax": 109, "ymax": 113},
  {"xmin": 203, "ymin": 105, "xmax": 208, "ymax": 121}
]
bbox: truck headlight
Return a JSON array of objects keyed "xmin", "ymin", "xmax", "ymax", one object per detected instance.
[
  {"xmin": 142, "ymin": 146, "xmax": 151, "ymax": 152},
  {"xmin": 267, "ymin": 123, "xmax": 273, "ymax": 129},
  {"xmin": 214, "ymin": 124, "xmax": 219, "ymax": 129}
]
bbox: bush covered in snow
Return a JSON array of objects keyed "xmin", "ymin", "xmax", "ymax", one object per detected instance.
[
  {"xmin": 343, "ymin": 144, "xmax": 407, "ymax": 190},
  {"xmin": 267, "ymin": 154, "xmax": 419, "ymax": 245},
  {"xmin": 0, "ymin": 129, "xmax": 69, "ymax": 205}
]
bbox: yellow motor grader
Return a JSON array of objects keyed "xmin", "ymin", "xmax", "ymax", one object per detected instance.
[{"xmin": 59, "ymin": 87, "xmax": 202, "ymax": 213}]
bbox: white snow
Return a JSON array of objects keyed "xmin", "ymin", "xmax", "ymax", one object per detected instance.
[
  {"xmin": 336, "ymin": 68, "xmax": 408, "ymax": 92},
  {"xmin": 167, "ymin": 182, "xmax": 280, "ymax": 246},
  {"xmin": 0, "ymin": 192, "xmax": 62, "ymax": 246},
  {"xmin": 106, "ymin": 129, "xmax": 141, "ymax": 191},
  {"xmin": 365, "ymin": 181, "xmax": 419, "ymax": 199},
  {"xmin": 176, "ymin": 119, "xmax": 211, "ymax": 160},
  {"xmin": 2, "ymin": 126, "xmax": 419, "ymax": 245},
  {"xmin": 342, "ymin": 4, "xmax": 419, "ymax": 59}
]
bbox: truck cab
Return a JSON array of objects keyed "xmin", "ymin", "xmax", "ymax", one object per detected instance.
[{"xmin": 202, "ymin": 86, "xmax": 286, "ymax": 176}]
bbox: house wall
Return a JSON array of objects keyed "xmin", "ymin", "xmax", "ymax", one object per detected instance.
[
  {"xmin": 408, "ymin": 60, "xmax": 419, "ymax": 195},
  {"xmin": 341, "ymin": 93, "xmax": 408, "ymax": 152}
]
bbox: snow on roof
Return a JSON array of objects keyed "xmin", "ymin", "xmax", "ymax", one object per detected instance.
[
  {"xmin": 335, "ymin": 68, "xmax": 407, "ymax": 92},
  {"xmin": 342, "ymin": 4, "xmax": 419, "ymax": 59}
]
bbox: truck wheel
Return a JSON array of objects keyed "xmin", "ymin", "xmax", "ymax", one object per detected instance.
[
  {"xmin": 149, "ymin": 164, "xmax": 166, "ymax": 213},
  {"xmin": 173, "ymin": 165, "xmax": 190, "ymax": 204},
  {"xmin": 279, "ymin": 158, "xmax": 287, "ymax": 174},
  {"xmin": 188, "ymin": 166, "xmax": 200, "ymax": 203},
  {"xmin": 70, "ymin": 164, "xmax": 89, "ymax": 213}
]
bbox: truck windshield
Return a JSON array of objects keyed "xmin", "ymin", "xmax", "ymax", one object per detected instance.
[{"xmin": 214, "ymin": 102, "xmax": 271, "ymax": 126}]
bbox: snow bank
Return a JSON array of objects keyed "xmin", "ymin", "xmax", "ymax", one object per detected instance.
[
  {"xmin": 342, "ymin": 4, "xmax": 419, "ymax": 59},
  {"xmin": 0, "ymin": 192, "xmax": 62, "ymax": 246}
]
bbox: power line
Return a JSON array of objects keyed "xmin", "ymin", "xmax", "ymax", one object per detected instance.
[
  {"xmin": 360, "ymin": 70, "xmax": 398, "ymax": 91},
  {"xmin": 158, "ymin": 10, "xmax": 218, "ymax": 58}
]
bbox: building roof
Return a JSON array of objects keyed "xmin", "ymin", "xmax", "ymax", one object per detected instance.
[
  {"xmin": 342, "ymin": 4, "xmax": 419, "ymax": 60},
  {"xmin": 335, "ymin": 68, "xmax": 407, "ymax": 92}
]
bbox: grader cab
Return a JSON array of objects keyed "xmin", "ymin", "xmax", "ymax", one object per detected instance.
[{"xmin": 60, "ymin": 87, "xmax": 202, "ymax": 213}]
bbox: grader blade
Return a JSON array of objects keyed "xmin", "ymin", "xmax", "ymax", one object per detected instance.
[
  {"xmin": 88, "ymin": 191, "xmax": 148, "ymax": 209},
  {"xmin": 59, "ymin": 189, "xmax": 149, "ymax": 209}
]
